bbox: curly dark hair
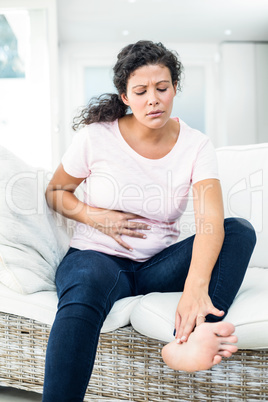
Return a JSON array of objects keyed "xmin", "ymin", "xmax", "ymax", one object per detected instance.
[{"xmin": 72, "ymin": 40, "xmax": 183, "ymax": 131}]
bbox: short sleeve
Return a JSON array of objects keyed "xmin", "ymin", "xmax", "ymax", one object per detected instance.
[
  {"xmin": 61, "ymin": 126, "xmax": 92, "ymax": 178},
  {"xmin": 191, "ymin": 138, "xmax": 219, "ymax": 184}
]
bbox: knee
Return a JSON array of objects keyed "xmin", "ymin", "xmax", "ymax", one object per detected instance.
[
  {"xmin": 56, "ymin": 257, "xmax": 107, "ymax": 308},
  {"xmin": 224, "ymin": 217, "xmax": 257, "ymax": 249}
]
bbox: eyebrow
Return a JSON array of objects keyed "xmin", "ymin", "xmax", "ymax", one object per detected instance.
[{"xmin": 132, "ymin": 80, "xmax": 171, "ymax": 89}]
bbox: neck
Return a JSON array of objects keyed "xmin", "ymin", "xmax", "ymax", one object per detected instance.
[
  {"xmin": 124, "ymin": 114, "xmax": 170, "ymax": 143},
  {"xmin": 118, "ymin": 114, "xmax": 180, "ymax": 160}
]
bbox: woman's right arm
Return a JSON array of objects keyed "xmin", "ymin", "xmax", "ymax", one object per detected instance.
[
  {"xmin": 45, "ymin": 164, "xmax": 91, "ymax": 224},
  {"xmin": 45, "ymin": 164, "xmax": 150, "ymax": 250}
]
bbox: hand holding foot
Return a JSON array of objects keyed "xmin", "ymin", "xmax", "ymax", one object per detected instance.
[
  {"xmin": 162, "ymin": 322, "xmax": 238, "ymax": 372},
  {"xmin": 174, "ymin": 289, "xmax": 225, "ymax": 344}
]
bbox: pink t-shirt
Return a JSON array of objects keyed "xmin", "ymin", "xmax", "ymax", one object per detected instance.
[{"xmin": 61, "ymin": 118, "xmax": 219, "ymax": 261}]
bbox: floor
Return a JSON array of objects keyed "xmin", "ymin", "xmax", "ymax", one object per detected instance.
[{"xmin": 0, "ymin": 387, "xmax": 42, "ymax": 401}]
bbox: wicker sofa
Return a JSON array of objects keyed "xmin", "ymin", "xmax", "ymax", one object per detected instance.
[{"xmin": 0, "ymin": 142, "xmax": 268, "ymax": 401}]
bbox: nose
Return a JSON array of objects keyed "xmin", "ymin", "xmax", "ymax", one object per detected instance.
[
  {"xmin": 149, "ymin": 99, "xmax": 159, "ymax": 106},
  {"xmin": 147, "ymin": 89, "xmax": 159, "ymax": 106}
]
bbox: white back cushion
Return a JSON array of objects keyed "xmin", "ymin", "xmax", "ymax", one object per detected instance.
[
  {"xmin": 179, "ymin": 143, "xmax": 268, "ymax": 268},
  {"xmin": 217, "ymin": 143, "xmax": 268, "ymax": 267}
]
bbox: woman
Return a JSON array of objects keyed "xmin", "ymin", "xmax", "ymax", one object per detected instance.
[{"xmin": 43, "ymin": 40, "xmax": 256, "ymax": 401}]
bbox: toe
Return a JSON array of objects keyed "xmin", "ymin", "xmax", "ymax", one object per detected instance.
[
  {"xmin": 219, "ymin": 350, "xmax": 233, "ymax": 358},
  {"xmin": 220, "ymin": 344, "xmax": 238, "ymax": 355},
  {"xmin": 212, "ymin": 354, "xmax": 222, "ymax": 366},
  {"xmin": 219, "ymin": 335, "xmax": 238, "ymax": 344},
  {"xmin": 214, "ymin": 322, "xmax": 235, "ymax": 337}
]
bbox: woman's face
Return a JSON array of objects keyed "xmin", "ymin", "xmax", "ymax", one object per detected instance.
[{"xmin": 121, "ymin": 64, "xmax": 177, "ymax": 129}]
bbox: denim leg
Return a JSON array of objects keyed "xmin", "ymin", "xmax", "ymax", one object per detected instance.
[
  {"xmin": 43, "ymin": 217, "xmax": 256, "ymax": 400},
  {"xmin": 42, "ymin": 249, "xmax": 134, "ymax": 402},
  {"xmin": 135, "ymin": 217, "xmax": 256, "ymax": 322},
  {"xmin": 207, "ymin": 217, "xmax": 256, "ymax": 321},
  {"xmin": 134, "ymin": 235, "xmax": 195, "ymax": 294}
]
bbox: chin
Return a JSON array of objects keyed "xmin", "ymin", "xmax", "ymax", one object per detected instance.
[{"xmin": 145, "ymin": 118, "xmax": 169, "ymax": 129}]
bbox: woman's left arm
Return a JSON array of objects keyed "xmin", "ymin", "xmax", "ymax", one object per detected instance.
[{"xmin": 174, "ymin": 178, "xmax": 225, "ymax": 342}]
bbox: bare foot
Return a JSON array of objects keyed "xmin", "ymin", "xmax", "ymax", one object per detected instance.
[{"xmin": 161, "ymin": 322, "xmax": 238, "ymax": 372}]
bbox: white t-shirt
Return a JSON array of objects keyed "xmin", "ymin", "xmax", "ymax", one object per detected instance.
[{"xmin": 61, "ymin": 118, "xmax": 219, "ymax": 261}]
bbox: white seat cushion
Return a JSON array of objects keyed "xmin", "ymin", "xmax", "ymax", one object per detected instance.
[
  {"xmin": 130, "ymin": 267, "xmax": 268, "ymax": 349},
  {"xmin": 0, "ymin": 282, "xmax": 141, "ymax": 333}
]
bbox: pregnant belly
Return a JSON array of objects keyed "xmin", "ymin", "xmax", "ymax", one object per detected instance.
[
  {"xmin": 71, "ymin": 220, "xmax": 179, "ymax": 261},
  {"xmin": 119, "ymin": 219, "xmax": 179, "ymax": 261}
]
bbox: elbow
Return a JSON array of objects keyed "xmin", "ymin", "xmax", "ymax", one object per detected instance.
[
  {"xmin": 45, "ymin": 185, "xmax": 55, "ymax": 209},
  {"xmin": 45, "ymin": 186, "xmax": 49, "ymax": 202}
]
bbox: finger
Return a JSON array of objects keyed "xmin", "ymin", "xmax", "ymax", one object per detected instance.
[
  {"xmin": 177, "ymin": 315, "xmax": 196, "ymax": 342},
  {"xmin": 196, "ymin": 314, "xmax": 206, "ymax": 326},
  {"xmin": 119, "ymin": 229, "xmax": 148, "ymax": 239},
  {"xmin": 122, "ymin": 212, "xmax": 146, "ymax": 220},
  {"xmin": 176, "ymin": 313, "xmax": 189, "ymax": 340},
  {"xmin": 125, "ymin": 221, "xmax": 151, "ymax": 230},
  {"xmin": 209, "ymin": 307, "xmax": 225, "ymax": 317},
  {"xmin": 174, "ymin": 312, "xmax": 181, "ymax": 340},
  {"xmin": 114, "ymin": 234, "xmax": 133, "ymax": 251}
]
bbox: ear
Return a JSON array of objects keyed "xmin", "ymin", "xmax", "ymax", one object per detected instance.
[
  {"xmin": 121, "ymin": 93, "xmax": 129, "ymax": 106},
  {"xmin": 173, "ymin": 81, "xmax": 178, "ymax": 95}
]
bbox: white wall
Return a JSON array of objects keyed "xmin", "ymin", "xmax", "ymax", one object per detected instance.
[
  {"xmin": 219, "ymin": 42, "xmax": 268, "ymax": 147},
  {"xmin": 256, "ymin": 44, "xmax": 268, "ymax": 143}
]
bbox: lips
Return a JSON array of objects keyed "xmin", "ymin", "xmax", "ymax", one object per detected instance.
[{"xmin": 147, "ymin": 110, "xmax": 164, "ymax": 117}]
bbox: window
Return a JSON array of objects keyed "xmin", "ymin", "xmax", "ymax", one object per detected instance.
[
  {"xmin": 84, "ymin": 66, "xmax": 115, "ymax": 100},
  {"xmin": 0, "ymin": 1, "xmax": 58, "ymax": 170},
  {"xmin": 0, "ymin": 13, "xmax": 27, "ymax": 79}
]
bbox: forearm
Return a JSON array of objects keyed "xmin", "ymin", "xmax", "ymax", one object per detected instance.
[
  {"xmin": 175, "ymin": 179, "xmax": 225, "ymax": 341},
  {"xmin": 184, "ymin": 218, "xmax": 225, "ymax": 291},
  {"xmin": 44, "ymin": 164, "xmax": 148, "ymax": 245},
  {"xmin": 46, "ymin": 189, "xmax": 95, "ymax": 226},
  {"xmin": 45, "ymin": 188, "xmax": 150, "ymax": 251}
]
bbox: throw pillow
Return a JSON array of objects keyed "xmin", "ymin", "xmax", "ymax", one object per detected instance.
[{"xmin": 0, "ymin": 146, "xmax": 72, "ymax": 294}]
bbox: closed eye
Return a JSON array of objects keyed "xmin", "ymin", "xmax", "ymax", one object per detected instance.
[
  {"xmin": 135, "ymin": 88, "xmax": 167, "ymax": 95},
  {"xmin": 135, "ymin": 91, "xmax": 146, "ymax": 95}
]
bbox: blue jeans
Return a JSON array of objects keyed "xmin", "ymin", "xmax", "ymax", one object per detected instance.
[{"xmin": 43, "ymin": 217, "xmax": 256, "ymax": 401}]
